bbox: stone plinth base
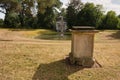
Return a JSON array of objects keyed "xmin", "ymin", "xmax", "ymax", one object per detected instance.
[
  {"xmin": 69, "ymin": 53, "xmax": 94, "ymax": 67},
  {"xmin": 69, "ymin": 26, "xmax": 99, "ymax": 67}
]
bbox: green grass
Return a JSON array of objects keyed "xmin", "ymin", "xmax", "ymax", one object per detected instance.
[
  {"xmin": 21, "ymin": 29, "xmax": 71, "ymax": 40},
  {"xmin": 0, "ymin": 29, "xmax": 120, "ymax": 80},
  {"xmin": 21, "ymin": 29, "xmax": 57, "ymax": 38}
]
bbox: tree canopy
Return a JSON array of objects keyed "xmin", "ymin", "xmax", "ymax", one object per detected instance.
[
  {"xmin": 0, "ymin": 1, "xmax": 120, "ymax": 30},
  {"xmin": 66, "ymin": 2, "xmax": 120, "ymax": 30},
  {"xmin": 99, "ymin": 11, "xmax": 119, "ymax": 29},
  {"xmin": 66, "ymin": 3, "xmax": 103, "ymax": 28},
  {"xmin": 77, "ymin": 3, "xmax": 103, "ymax": 27},
  {"xmin": 0, "ymin": 0, "xmax": 20, "ymax": 14},
  {"xmin": 0, "ymin": 0, "xmax": 62, "ymax": 29}
]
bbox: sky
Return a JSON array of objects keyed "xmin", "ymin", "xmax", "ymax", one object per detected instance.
[
  {"xmin": 60, "ymin": 0, "xmax": 120, "ymax": 15},
  {"xmin": 0, "ymin": 0, "xmax": 120, "ymax": 19},
  {"xmin": 0, "ymin": 8, "xmax": 5, "ymax": 19}
]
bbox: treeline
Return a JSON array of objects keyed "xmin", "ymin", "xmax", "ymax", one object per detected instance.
[
  {"xmin": 0, "ymin": 0, "xmax": 120, "ymax": 30},
  {"xmin": 66, "ymin": 2, "xmax": 120, "ymax": 30},
  {"xmin": 0, "ymin": 0, "xmax": 62, "ymax": 29}
]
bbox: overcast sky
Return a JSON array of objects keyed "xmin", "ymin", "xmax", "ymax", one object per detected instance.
[
  {"xmin": 60, "ymin": 0, "xmax": 120, "ymax": 15},
  {"xmin": 0, "ymin": 0, "xmax": 120, "ymax": 19},
  {"xmin": 0, "ymin": 8, "xmax": 5, "ymax": 19}
]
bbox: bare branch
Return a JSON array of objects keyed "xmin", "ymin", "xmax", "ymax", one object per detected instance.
[{"xmin": 0, "ymin": 10, "xmax": 5, "ymax": 14}]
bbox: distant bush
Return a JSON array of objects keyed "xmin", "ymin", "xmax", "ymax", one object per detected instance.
[
  {"xmin": 0, "ymin": 19, "xmax": 3, "ymax": 27},
  {"xmin": 98, "ymin": 11, "xmax": 119, "ymax": 30},
  {"xmin": 66, "ymin": 3, "xmax": 103, "ymax": 29},
  {"xmin": 4, "ymin": 12, "xmax": 21, "ymax": 28},
  {"xmin": 117, "ymin": 19, "xmax": 120, "ymax": 29}
]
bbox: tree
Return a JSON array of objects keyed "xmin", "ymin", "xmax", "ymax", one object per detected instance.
[
  {"xmin": 0, "ymin": 0, "xmax": 20, "ymax": 26},
  {"xmin": 0, "ymin": 0, "xmax": 20, "ymax": 14},
  {"xmin": 37, "ymin": 0, "xmax": 62, "ymax": 29},
  {"xmin": 99, "ymin": 11, "xmax": 119, "ymax": 29},
  {"xmin": 18, "ymin": 0, "xmax": 34, "ymax": 27},
  {"xmin": 0, "ymin": 0, "xmax": 62, "ymax": 29},
  {"xmin": 0, "ymin": 19, "xmax": 3, "ymax": 27},
  {"xmin": 117, "ymin": 18, "xmax": 120, "ymax": 29},
  {"xmin": 4, "ymin": 11, "xmax": 20, "ymax": 28},
  {"xmin": 77, "ymin": 3, "xmax": 103, "ymax": 28},
  {"xmin": 66, "ymin": 0, "xmax": 82, "ymax": 28},
  {"xmin": 37, "ymin": 7, "xmax": 55, "ymax": 29},
  {"xmin": 0, "ymin": 0, "xmax": 34, "ymax": 28},
  {"xmin": 60, "ymin": 8, "xmax": 66, "ymax": 17},
  {"xmin": 66, "ymin": 2, "xmax": 103, "ymax": 29},
  {"xmin": 37, "ymin": 0, "xmax": 62, "ymax": 14},
  {"xmin": 66, "ymin": 5, "xmax": 77, "ymax": 28},
  {"xmin": 118, "ymin": 15, "xmax": 120, "ymax": 29},
  {"xmin": 118, "ymin": 15, "xmax": 120, "ymax": 18}
]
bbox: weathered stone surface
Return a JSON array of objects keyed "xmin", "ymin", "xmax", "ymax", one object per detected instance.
[{"xmin": 69, "ymin": 26, "xmax": 98, "ymax": 67}]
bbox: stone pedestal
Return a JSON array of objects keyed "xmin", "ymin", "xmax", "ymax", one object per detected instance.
[{"xmin": 69, "ymin": 26, "xmax": 98, "ymax": 67}]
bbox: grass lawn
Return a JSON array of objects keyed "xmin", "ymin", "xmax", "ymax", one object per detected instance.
[{"xmin": 0, "ymin": 29, "xmax": 120, "ymax": 80}]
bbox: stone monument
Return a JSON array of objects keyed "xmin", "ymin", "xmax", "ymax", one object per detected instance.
[
  {"xmin": 69, "ymin": 26, "xmax": 98, "ymax": 67},
  {"xmin": 56, "ymin": 16, "xmax": 67, "ymax": 37}
]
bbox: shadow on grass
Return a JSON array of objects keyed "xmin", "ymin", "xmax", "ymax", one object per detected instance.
[
  {"xmin": 0, "ymin": 39, "xmax": 13, "ymax": 41},
  {"xmin": 32, "ymin": 59, "xmax": 85, "ymax": 80},
  {"xmin": 107, "ymin": 30, "xmax": 120, "ymax": 39},
  {"xmin": 8, "ymin": 29, "xmax": 36, "ymax": 31}
]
